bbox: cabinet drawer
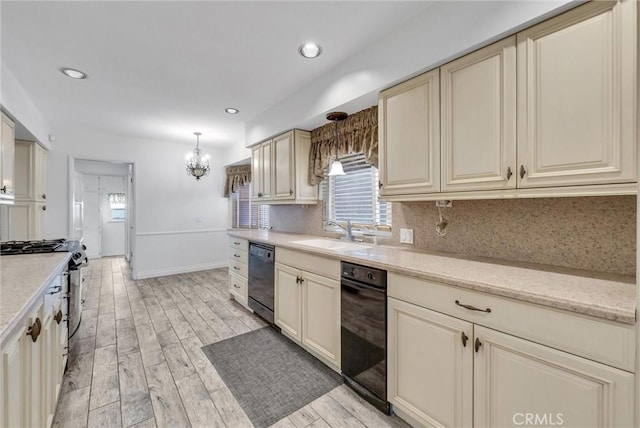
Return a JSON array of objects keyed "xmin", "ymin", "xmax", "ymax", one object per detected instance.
[
  {"xmin": 276, "ymin": 247, "xmax": 339, "ymax": 279},
  {"xmin": 229, "ymin": 259, "xmax": 247, "ymax": 278},
  {"xmin": 228, "ymin": 237, "xmax": 248, "ymax": 252},
  {"xmin": 228, "ymin": 247, "xmax": 248, "ymax": 265},
  {"xmin": 229, "ymin": 272, "xmax": 248, "ymax": 305},
  {"xmin": 388, "ymin": 272, "xmax": 635, "ymax": 372}
]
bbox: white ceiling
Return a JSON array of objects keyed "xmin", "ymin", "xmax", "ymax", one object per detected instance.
[{"xmin": 1, "ymin": 1, "xmax": 432, "ymax": 147}]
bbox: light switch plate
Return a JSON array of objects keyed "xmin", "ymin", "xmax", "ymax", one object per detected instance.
[{"xmin": 400, "ymin": 228, "xmax": 414, "ymax": 244}]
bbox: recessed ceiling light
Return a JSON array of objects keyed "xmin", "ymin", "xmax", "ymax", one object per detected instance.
[
  {"xmin": 60, "ymin": 68, "xmax": 87, "ymax": 79},
  {"xmin": 298, "ymin": 43, "xmax": 322, "ymax": 59},
  {"xmin": 225, "ymin": 108, "xmax": 239, "ymax": 114}
]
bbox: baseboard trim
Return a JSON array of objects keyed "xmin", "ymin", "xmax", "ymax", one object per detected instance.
[{"xmin": 135, "ymin": 261, "xmax": 228, "ymax": 280}]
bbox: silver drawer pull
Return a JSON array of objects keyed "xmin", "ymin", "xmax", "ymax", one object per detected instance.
[
  {"xmin": 233, "ymin": 284, "xmax": 241, "ymax": 289},
  {"xmin": 455, "ymin": 300, "xmax": 491, "ymax": 313},
  {"xmin": 234, "ymin": 254, "xmax": 240, "ymax": 258},
  {"xmin": 233, "ymin": 266, "xmax": 240, "ymax": 271}
]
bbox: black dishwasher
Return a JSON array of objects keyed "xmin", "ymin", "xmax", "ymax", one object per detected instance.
[
  {"xmin": 341, "ymin": 261, "xmax": 390, "ymax": 414},
  {"xmin": 248, "ymin": 242, "xmax": 275, "ymax": 324}
]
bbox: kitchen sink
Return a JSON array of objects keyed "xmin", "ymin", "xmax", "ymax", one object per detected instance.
[{"xmin": 293, "ymin": 238, "xmax": 370, "ymax": 251}]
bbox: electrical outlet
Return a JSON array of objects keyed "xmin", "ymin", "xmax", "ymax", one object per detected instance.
[
  {"xmin": 436, "ymin": 200, "xmax": 453, "ymax": 208},
  {"xmin": 400, "ymin": 228, "xmax": 414, "ymax": 244}
]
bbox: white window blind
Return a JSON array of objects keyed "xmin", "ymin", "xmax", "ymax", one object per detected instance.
[
  {"xmin": 322, "ymin": 153, "xmax": 391, "ymax": 228},
  {"xmin": 231, "ymin": 182, "xmax": 270, "ymax": 229}
]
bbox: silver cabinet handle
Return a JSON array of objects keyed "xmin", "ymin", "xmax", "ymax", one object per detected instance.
[{"xmin": 455, "ymin": 300, "xmax": 491, "ymax": 313}]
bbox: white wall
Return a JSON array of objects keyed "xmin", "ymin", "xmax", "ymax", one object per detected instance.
[
  {"xmin": 76, "ymin": 159, "xmax": 130, "ymax": 176},
  {"xmin": 46, "ymin": 128, "xmax": 231, "ymax": 279}
]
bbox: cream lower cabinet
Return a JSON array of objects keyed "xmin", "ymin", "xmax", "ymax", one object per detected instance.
[
  {"xmin": 474, "ymin": 325, "xmax": 634, "ymax": 428},
  {"xmin": 387, "ymin": 272, "xmax": 637, "ymax": 428},
  {"xmin": 1, "ymin": 272, "xmax": 68, "ymax": 428},
  {"xmin": 388, "ymin": 298, "xmax": 473, "ymax": 428},
  {"xmin": 1, "ymin": 325, "xmax": 26, "ymax": 427},
  {"xmin": 228, "ymin": 237, "xmax": 249, "ymax": 307},
  {"xmin": 389, "ymin": 296, "xmax": 635, "ymax": 428},
  {"xmin": 275, "ymin": 259, "xmax": 340, "ymax": 370}
]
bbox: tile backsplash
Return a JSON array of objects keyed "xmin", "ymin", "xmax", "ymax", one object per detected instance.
[{"xmin": 268, "ymin": 196, "xmax": 636, "ymax": 276}]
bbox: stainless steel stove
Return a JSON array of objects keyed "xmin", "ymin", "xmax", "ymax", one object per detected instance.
[{"xmin": 1, "ymin": 239, "xmax": 88, "ymax": 337}]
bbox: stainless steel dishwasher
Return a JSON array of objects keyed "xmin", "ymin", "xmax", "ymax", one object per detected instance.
[
  {"xmin": 341, "ymin": 261, "xmax": 390, "ymax": 414},
  {"xmin": 248, "ymin": 242, "xmax": 275, "ymax": 324}
]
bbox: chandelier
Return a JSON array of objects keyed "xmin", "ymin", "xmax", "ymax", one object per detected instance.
[{"xmin": 185, "ymin": 132, "xmax": 210, "ymax": 180}]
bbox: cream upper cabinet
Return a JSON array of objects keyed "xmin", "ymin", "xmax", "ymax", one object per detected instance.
[
  {"xmin": 474, "ymin": 326, "xmax": 635, "ymax": 428},
  {"xmin": 517, "ymin": 0, "xmax": 636, "ymax": 188},
  {"xmin": 251, "ymin": 140, "xmax": 272, "ymax": 201},
  {"xmin": 441, "ymin": 36, "xmax": 517, "ymax": 192},
  {"xmin": 34, "ymin": 143, "xmax": 47, "ymax": 202},
  {"xmin": 379, "ymin": 69, "xmax": 440, "ymax": 196},
  {"xmin": 15, "ymin": 140, "xmax": 48, "ymax": 202},
  {"xmin": 0, "ymin": 112, "xmax": 16, "ymax": 201},
  {"xmin": 251, "ymin": 129, "xmax": 317, "ymax": 204},
  {"xmin": 273, "ymin": 131, "xmax": 295, "ymax": 200},
  {"xmin": 388, "ymin": 297, "xmax": 473, "ymax": 428}
]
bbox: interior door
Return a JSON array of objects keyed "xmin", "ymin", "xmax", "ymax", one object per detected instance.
[{"xmin": 82, "ymin": 176, "xmax": 101, "ymax": 258}]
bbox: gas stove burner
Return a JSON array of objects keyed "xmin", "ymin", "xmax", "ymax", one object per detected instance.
[{"xmin": 1, "ymin": 238, "xmax": 69, "ymax": 255}]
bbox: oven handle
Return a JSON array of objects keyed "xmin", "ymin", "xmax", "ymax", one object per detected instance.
[{"xmin": 341, "ymin": 278, "xmax": 386, "ymax": 293}]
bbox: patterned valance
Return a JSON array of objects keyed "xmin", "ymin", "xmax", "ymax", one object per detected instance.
[
  {"xmin": 224, "ymin": 164, "xmax": 251, "ymax": 197},
  {"xmin": 308, "ymin": 105, "xmax": 378, "ymax": 185},
  {"xmin": 108, "ymin": 193, "xmax": 125, "ymax": 204}
]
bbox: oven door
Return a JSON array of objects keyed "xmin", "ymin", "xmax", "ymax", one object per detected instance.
[{"xmin": 341, "ymin": 277, "xmax": 386, "ymax": 401}]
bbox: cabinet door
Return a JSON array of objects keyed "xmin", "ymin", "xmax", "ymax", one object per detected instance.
[
  {"xmin": 261, "ymin": 141, "xmax": 273, "ymax": 199},
  {"xmin": 1, "ymin": 113, "xmax": 15, "ymax": 197},
  {"xmin": 35, "ymin": 202, "xmax": 46, "ymax": 240},
  {"xmin": 14, "ymin": 140, "xmax": 33, "ymax": 200},
  {"xmin": 388, "ymin": 298, "xmax": 473, "ymax": 428},
  {"xmin": 7, "ymin": 201, "xmax": 36, "ymax": 240},
  {"xmin": 251, "ymin": 145, "xmax": 262, "ymax": 199},
  {"xmin": 228, "ymin": 271, "xmax": 248, "ymax": 306},
  {"xmin": 474, "ymin": 326, "xmax": 635, "ymax": 428},
  {"xmin": 379, "ymin": 69, "xmax": 440, "ymax": 196},
  {"xmin": 34, "ymin": 144, "xmax": 47, "ymax": 202},
  {"xmin": 25, "ymin": 308, "xmax": 45, "ymax": 428},
  {"xmin": 517, "ymin": 0, "xmax": 636, "ymax": 188},
  {"xmin": 441, "ymin": 37, "xmax": 516, "ymax": 192},
  {"xmin": 273, "ymin": 131, "xmax": 295, "ymax": 200},
  {"xmin": 274, "ymin": 262, "xmax": 302, "ymax": 342},
  {"xmin": 301, "ymin": 271, "xmax": 340, "ymax": 368},
  {"xmin": 2, "ymin": 328, "xmax": 26, "ymax": 428},
  {"xmin": 42, "ymin": 315, "xmax": 56, "ymax": 427}
]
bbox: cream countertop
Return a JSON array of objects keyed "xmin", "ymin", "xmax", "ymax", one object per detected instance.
[
  {"xmin": 228, "ymin": 229, "xmax": 636, "ymax": 325},
  {"xmin": 0, "ymin": 252, "xmax": 71, "ymax": 342}
]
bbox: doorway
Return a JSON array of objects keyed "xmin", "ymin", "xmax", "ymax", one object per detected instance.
[{"xmin": 72, "ymin": 159, "xmax": 133, "ymax": 260}]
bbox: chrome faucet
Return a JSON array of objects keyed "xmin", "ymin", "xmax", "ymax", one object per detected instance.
[{"xmin": 324, "ymin": 220, "xmax": 355, "ymax": 241}]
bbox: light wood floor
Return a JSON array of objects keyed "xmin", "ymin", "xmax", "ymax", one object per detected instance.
[{"xmin": 52, "ymin": 257, "xmax": 408, "ymax": 428}]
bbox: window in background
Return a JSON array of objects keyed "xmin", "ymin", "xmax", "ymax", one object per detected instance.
[
  {"xmin": 108, "ymin": 193, "xmax": 126, "ymax": 221},
  {"xmin": 322, "ymin": 153, "xmax": 391, "ymax": 231},
  {"xmin": 231, "ymin": 182, "xmax": 270, "ymax": 229}
]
